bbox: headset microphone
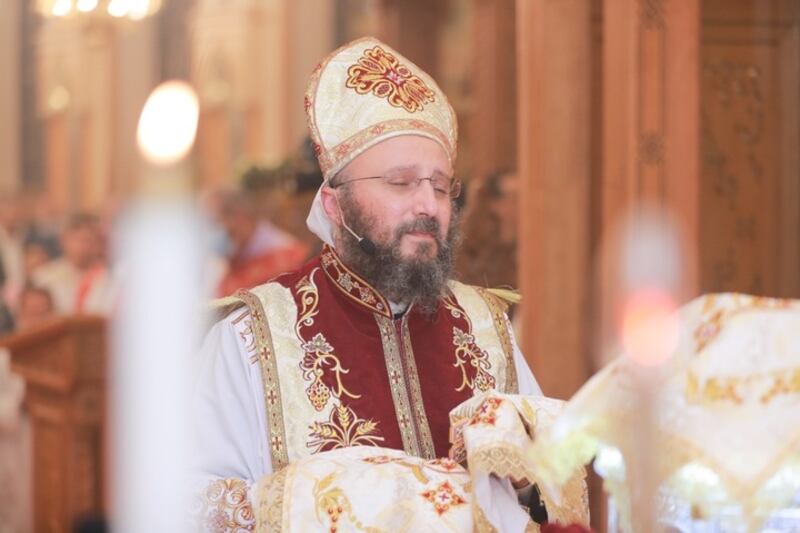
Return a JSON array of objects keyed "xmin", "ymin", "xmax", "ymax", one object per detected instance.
[{"xmin": 335, "ymin": 196, "xmax": 377, "ymax": 256}]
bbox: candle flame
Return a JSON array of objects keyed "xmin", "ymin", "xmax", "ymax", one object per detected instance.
[
  {"xmin": 137, "ymin": 81, "xmax": 199, "ymax": 166},
  {"xmin": 620, "ymin": 288, "xmax": 680, "ymax": 366}
]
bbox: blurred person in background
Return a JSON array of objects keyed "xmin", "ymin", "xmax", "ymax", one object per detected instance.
[
  {"xmin": 31, "ymin": 213, "xmax": 105, "ymax": 314},
  {"xmin": 213, "ymin": 187, "xmax": 310, "ymax": 297},
  {"xmin": 0, "ymin": 262, "xmax": 15, "ymax": 335},
  {"xmin": 0, "ymin": 198, "xmax": 26, "ymax": 311},
  {"xmin": 14, "ymin": 284, "xmax": 54, "ymax": 330}
]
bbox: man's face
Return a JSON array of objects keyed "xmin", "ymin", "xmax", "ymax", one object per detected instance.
[
  {"xmin": 218, "ymin": 206, "xmax": 257, "ymax": 258},
  {"xmin": 336, "ymin": 136, "xmax": 453, "ymax": 259},
  {"xmin": 328, "ymin": 136, "xmax": 459, "ymax": 311},
  {"xmin": 62, "ymin": 225, "xmax": 101, "ymax": 269}
]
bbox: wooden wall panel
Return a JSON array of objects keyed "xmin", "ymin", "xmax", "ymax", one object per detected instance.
[{"xmin": 700, "ymin": 0, "xmax": 800, "ymax": 297}]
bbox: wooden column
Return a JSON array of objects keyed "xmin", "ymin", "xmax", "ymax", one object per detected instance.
[
  {"xmin": 192, "ymin": 0, "xmax": 300, "ymax": 185},
  {"xmin": 601, "ymin": 0, "xmax": 700, "ymax": 278},
  {"xmin": 517, "ymin": 0, "xmax": 593, "ymax": 400},
  {"xmin": 0, "ymin": 0, "xmax": 21, "ymax": 196},
  {"xmin": 377, "ymin": 0, "xmax": 447, "ymax": 80},
  {"xmin": 78, "ymin": 21, "xmax": 115, "ymax": 212},
  {"xmin": 470, "ymin": 0, "xmax": 518, "ymax": 182}
]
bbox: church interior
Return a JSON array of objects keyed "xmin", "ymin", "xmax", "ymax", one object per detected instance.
[{"xmin": 0, "ymin": 0, "xmax": 798, "ymax": 531}]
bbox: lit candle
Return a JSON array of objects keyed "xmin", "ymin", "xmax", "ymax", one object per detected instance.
[
  {"xmin": 612, "ymin": 207, "xmax": 684, "ymax": 532},
  {"xmin": 111, "ymin": 81, "xmax": 201, "ymax": 532}
]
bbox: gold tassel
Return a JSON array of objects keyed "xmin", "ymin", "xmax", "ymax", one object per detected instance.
[{"xmin": 485, "ymin": 287, "xmax": 522, "ymax": 305}]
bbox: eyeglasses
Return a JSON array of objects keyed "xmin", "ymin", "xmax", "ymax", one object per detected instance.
[{"xmin": 330, "ymin": 173, "xmax": 462, "ymax": 199}]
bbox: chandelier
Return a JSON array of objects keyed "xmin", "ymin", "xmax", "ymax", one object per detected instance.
[{"xmin": 37, "ymin": 0, "xmax": 162, "ymax": 20}]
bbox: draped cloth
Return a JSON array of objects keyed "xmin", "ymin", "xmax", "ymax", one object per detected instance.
[
  {"xmin": 248, "ymin": 393, "xmax": 588, "ymax": 532},
  {"xmin": 525, "ymin": 293, "xmax": 800, "ymax": 533}
]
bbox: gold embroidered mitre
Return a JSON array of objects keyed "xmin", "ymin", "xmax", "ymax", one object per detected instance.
[{"xmin": 304, "ymin": 36, "xmax": 458, "ymax": 181}]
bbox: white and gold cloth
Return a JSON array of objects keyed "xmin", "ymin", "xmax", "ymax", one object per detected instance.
[
  {"xmin": 248, "ymin": 394, "xmax": 588, "ymax": 533},
  {"xmin": 527, "ymin": 293, "xmax": 800, "ymax": 532}
]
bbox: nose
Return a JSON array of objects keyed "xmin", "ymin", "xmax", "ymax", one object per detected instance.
[{"xmin": 410, "ymin": 179, "xmax": 440, "ymax": 218}]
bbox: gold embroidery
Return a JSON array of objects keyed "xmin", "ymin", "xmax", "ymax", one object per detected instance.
[
  {"xmin": 313, "ymin": 473, "xmax": 389, "ymax": 533},
  {"xmin": 360, "ymin": 456, "xmax": 467, "ymax": 485},
  {"xmin": 197, "ymin": 478, "xmax": 255, "ymax": 532},
  {"xmin": 468, "ymin": 397, "xmax": 504, "ymax": 427},
  {"xmin": 420, "ymin": 481, "xmax": 467, "ymax": 516},
  {"xmin": 399, "ymin": 316, "xmax": 436, "ymax": 459},
  {"xmin": 686, "ymin": 366, "xmax": 800, "ymax": 405},
  {"xmin": 474, "ymin": 502, "xmax": 502, "ymax": 533},
  {"xmin": 317, "ymin": 118, "xmax": 455, "ymax": 180},
  {"xmin": 295, "ymin": 269, "xmax": 361, "ymax": 411},
  {"xmin": 345, "ymin": 45, "xmax": 436, "ymax": 113},
  {"xmin": 231, "ymin": 310, "xmax": 259, "ymax": 364},
  {"xmin": 375, "ymin": 313, "xmax": 423, "ymax": 457},
  {"xmin": 443, "ymin": 295, "xmax": 497, "ymax": 393},
  {"xmin": 693, "ymin": 294, "xmax": 795, "ymax": 352},
  {"xmin": 476, "ymin": 287, "xmax": 519, "ymax": 394},
  {"xmin": 320, "ymin": 246, "xmax": 390, "ymax": 317},
  {"xmin": 255, "ymin": 467, "xmax": 289, "ymax": 532},
  {"xmin": 307, "ymin": 404, "xmax": 384, "ymax": 453},
  {"xmin": 235, "ymin": 290, "xmax": 290, "ymax": 470}
]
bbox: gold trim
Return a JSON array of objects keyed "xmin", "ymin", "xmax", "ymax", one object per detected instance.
[
  {"xmin": 399, "ymin": 314, "xmax": 436, "ymax": 459},
  {"xmin": 473, "ymin": 502, "xmax": 500, "ymax": 533},
  {"xmin": 375, "ymin": 313, "xmax": 422, "ymax": 457},
  {"xmin": 255, "ymin": 467, "xmax": 289, "ymax": 532},
  {"xmin": 476, "ymin": 287, "xmax": 519, "ymax": 394},
  {"xmin": 235, "ymin": 289, "xmax": 290, "ymax": 470},
  {"xmin": 320, "ymin": 245, "xmax": 391, "ymax": 317},
  {"xmin": 319, "ymin": 118, "xmax": 454, "ymax": 179}
]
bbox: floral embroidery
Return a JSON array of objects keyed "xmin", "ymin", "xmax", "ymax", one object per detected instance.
[
  {"xmin": 308, "ymin": 404, "xmax": 384, "ymax": 453},
  {"xmin": 313, "ymin": 474, "xmax": 349, "ymax": 531},
  {"xmin": 196, "ymin": 478, "xmax": 254, "ymax": 532},
  {"xmin": 468, "ymin": 397, "xmax": 503, "ymax": 427},
  {"xmin": 420, "ymin": 481, "xmax": 467, "ymax": 516},
  {"xmin": 296, "ymin": 272, "xmax": 361, "ymax": 411},
  {"xmin": 346, "ymin": 45, "xmax": 435, "ymax": 113},
  {"xmin": 320, "ymin": 246, "xmax": 390, "ymax": 316},
  {"xmin": 451, "ymin": 326, "xmax": 496, "ymax": 393}
]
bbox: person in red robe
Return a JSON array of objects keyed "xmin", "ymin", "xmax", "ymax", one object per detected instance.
[{"xmin": 214, "ymin": 189, "xmax": 310, "ymax": 297}]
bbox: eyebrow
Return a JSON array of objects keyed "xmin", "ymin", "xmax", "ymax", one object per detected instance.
[{"xmin": 384, "ymin": 165, "xmax": 450, "ymax": 177}]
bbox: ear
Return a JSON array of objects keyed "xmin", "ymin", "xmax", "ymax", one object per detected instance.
[{"xmin": 320, "ymin": 185, "xmax": 342, "ymax": 226}]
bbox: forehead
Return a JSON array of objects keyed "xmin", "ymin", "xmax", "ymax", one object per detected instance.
[{"xmin": 341, "ymin": 135, "xmax": 452, "ymax": 178}]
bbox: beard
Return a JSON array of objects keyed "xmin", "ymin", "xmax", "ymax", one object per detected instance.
[{"xmin": 336, "ymin": 190, "xmax": 461, "ymax": 315}]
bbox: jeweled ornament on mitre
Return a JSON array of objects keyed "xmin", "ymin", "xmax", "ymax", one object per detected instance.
[{"xmin": 345, "ymin": 45, "xmax": 436, "ymax": 113}]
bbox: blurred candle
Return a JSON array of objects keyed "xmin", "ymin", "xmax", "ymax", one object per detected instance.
[
  {"xmin": 112, "ymin": 81, "xmax": 201, "ymax": 532},
  {"xmin": 611, "ymin": 206, "xmax": 685, "ymax": 532}
]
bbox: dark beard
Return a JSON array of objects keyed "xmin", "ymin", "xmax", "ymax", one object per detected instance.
[{"xmin": 336, "ymin": 190, "xmax": 460, "ymax": 315}]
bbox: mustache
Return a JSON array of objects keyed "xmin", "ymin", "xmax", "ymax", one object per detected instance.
[{"xmin": 394, "ymin": 217, "xmax": 442, "ymax": 241}]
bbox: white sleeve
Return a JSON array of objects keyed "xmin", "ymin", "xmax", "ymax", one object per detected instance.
[
  {"xmin": 191, "ymin": 312, "xmax": 272, "ymax": 530},
  {"xmin": 506, "ymin": 314, "xmax": 543, "ymax": 396}
]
